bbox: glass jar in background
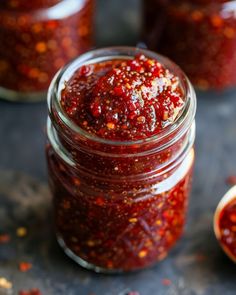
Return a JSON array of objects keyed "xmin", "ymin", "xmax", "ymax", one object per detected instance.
[
  {"xmin": 0, "ymin": 0, "xmax": 94, "ymax": 102},
  {"xmin": 143, "ymin": 0, "xmax": 236, "ymax": 90},
  {"xmin": 46, "ymin": 47, "xmax": 196, "ymax": 272}
]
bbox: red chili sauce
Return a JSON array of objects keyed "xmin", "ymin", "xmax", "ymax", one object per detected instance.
[
  {"xmin": 0, "ymin": 0, "xmax": 93, "ymax": 93},
  {"xmin": 61, "ymin": 54, "xmax": 185, "ymax": 140},
  {"xmin": 144, "ymin": 0, "xmax": 236, "ymax": 90},
  {"xmin": 218, "ymin": 199, "xmax": 236, "ymax": 260}
]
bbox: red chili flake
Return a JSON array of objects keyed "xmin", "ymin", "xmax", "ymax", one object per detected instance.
[
  {"xmin": 19, "ymin": 289, "xmax": 42, "ymax": 295},
  {"xmin": 16, "ymin": 227, "xmax": 28, "ymax": 238},
  {"xmin": 211, "ymin": 15, "xmax": 223, "ymax": 28},
  {"xmin": 79, "ymin": 65, "xmax": 93, "ymax": 77},
  {"xmin": 107, "ymin": 122, "xmax": 115, "ymax": 130},
  {"xmin": 195, "ymin": 254, "xmax": 207, "ymax": 262},
  {"xmin": 162, "ymin": 278, "xmax": 172, "ymax": 286},
  {"xmin": 138, "ymin": 250, "xmax": 148, "ymax": 258},
  {"xmin": 95, "ymin": 197, "xmax": 105, "ymax": 206},
  {"xmin": 113, "ymin": 85, "xmax": 124, "ymax": 96},
  {"xmin": 73, "ymin": 178, "xmax": 81, "ymax": 186},
  {"xmin": 106, "ymin": 260, "xmax": 114, "ymax": 268},
  {"xmin": 0, "ymin": 277, "xmax": 12, "ymax": 289},
  {"xmin": 230, "ymin": 213, "xmax": 236, "ymax": 223},
  {"xmin": 0, "ymin": 234, "xmax": 10, "ymax": 244},
  {"xmin": 226, "ymin": 175, "xmax": 236, "ymax": 186},
  {"xmin": 90, "ymin": 101, "xmax": 102, "ymax": 118},
  {"xmin": 62, "ymin": 200, "xmax": 71, "ymax": 210},
  {"xmin": 18, "ymin": 262, "xmax": 32, "ymax": 272},
  {"xmin": 191, "ymin": 10, "xmax": 204, "ymax": 22}
]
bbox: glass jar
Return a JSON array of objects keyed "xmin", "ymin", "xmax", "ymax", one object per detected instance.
[
  {"xmin": 143, "ymin": 0, "xmax": 236, "ymax": 90},
  {"xmin": 0, "ymin": 0, "xmax": 94, "ymax": 102},
  {"xmin": 46, "ymin": 47, "xmax": 196, "ymax": 272}
]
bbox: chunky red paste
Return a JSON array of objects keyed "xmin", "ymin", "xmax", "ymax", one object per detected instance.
[
  {"xmin": 61, "ymin": 54, "xmax": 185, "ymax": 140},
  {"xmin": 0, "ymin": 0, "xmax": 93, "ymax": 94},
  {"xmin": 143, "ymin": 0, "xmax": 236, "ymax": 90},
  {"xmin": 47, "ymin": 53, "xmax": 194, "ymax": 271},
  {"xmin": 218, "ymin": 198, "xmax": 236, "ymax": 260}
]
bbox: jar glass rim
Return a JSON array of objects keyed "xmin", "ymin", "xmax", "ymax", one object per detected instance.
[{"xmin": 48, "ymin": 46, "xmax": 196, "ymax": 147}]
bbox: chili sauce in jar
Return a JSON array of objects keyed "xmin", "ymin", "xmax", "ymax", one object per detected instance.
[
  {"xmin": 0, "ymin": 0, "xmax": 94, "ymax": 101},
  {"xmin": 46, "ymin": 47, "xmax": 196, "ymax": 272},
  {"xmin": 215, "ymin": 186, "xmax": 236, "ymax": 262},
  {"xmin": 143, "ymin": 0, "xmax": 236, "ymax": 90}
]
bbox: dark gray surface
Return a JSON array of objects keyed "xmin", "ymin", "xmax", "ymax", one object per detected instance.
[{"xmin": 1, "ymin": 0, "xmax": 236, "ymax": 294}]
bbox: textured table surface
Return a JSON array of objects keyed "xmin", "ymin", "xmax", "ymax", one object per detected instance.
[{"xmin": 1, "ymin": 0, "xmax": 236, "ymax": 294}]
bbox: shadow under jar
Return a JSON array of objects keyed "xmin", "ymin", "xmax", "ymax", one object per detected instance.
[
  {"xmin": 0, "ymin": 0, "xmax": 94, "ymax": 102},
  {"xmin": 46, "ymin": 47, "xmax": 196, "ymax": 273},
  {"xmin": 143, "ymin": 0, "xmax": 236, "ymax": 90}
]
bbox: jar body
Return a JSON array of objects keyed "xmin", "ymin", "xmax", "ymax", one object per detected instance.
[
  {"xmin": 0, "ymin": 0, "xmax": 94, "ymax": 101},
  {"xmin": 46, "ymin": 47, "xmax": 196, "ymax": 272},
  {"xmin": 143, "ymin": 0, "xmax": 236, "ymax": 90},
  {"xmin": 47, "ymin": 142, "xmax": 194, "ymax": 272}
]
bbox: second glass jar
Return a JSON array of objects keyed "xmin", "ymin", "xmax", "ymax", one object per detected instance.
[
  {"xmin": 0, "ymin": 0, "xmax": 94, "ymax": 101},
  {"xmin": 143, "ymin": 0, "xmax": 236, "ymax": 90}
]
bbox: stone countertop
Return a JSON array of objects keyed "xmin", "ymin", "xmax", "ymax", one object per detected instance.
[{"xmin": 0, "ymin": 0, "xmax": 236, "ymax": 294}]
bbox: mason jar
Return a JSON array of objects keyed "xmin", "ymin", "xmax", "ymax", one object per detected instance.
[
  {"xmin": 0, "ymin": 0, "xmax": 94, "ymax": 101},
  {"xmin": 143, "ymin": 0, "xmax": 236, "ymax": 90},
  {"xmin": 46, "ymin": 47, "xmax": 196, "ymax": 272}
]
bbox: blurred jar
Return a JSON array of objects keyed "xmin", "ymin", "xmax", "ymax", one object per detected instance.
[
  {"xmin": 143, "ymin": 0, "xmax": 236, "ymax": 90},
  {"xmin": 0, "ymin": 0, "xmax": 94, "ymax": 102}
]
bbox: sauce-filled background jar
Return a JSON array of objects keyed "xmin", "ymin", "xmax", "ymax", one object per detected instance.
[
  {"xmin": 0, "ymin": 0, "xmax": 94, "ymax": 101},
  {"xmin": 143, "ymin": 0, "xmax": 236, "ymax": 90},
  {"xmin": 46, "ymin": 47, "xmax": 196, "ymax": 272},
  {"xmin": 214, "ymin": 186, "xmax": 236, "ymax": 263}
]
